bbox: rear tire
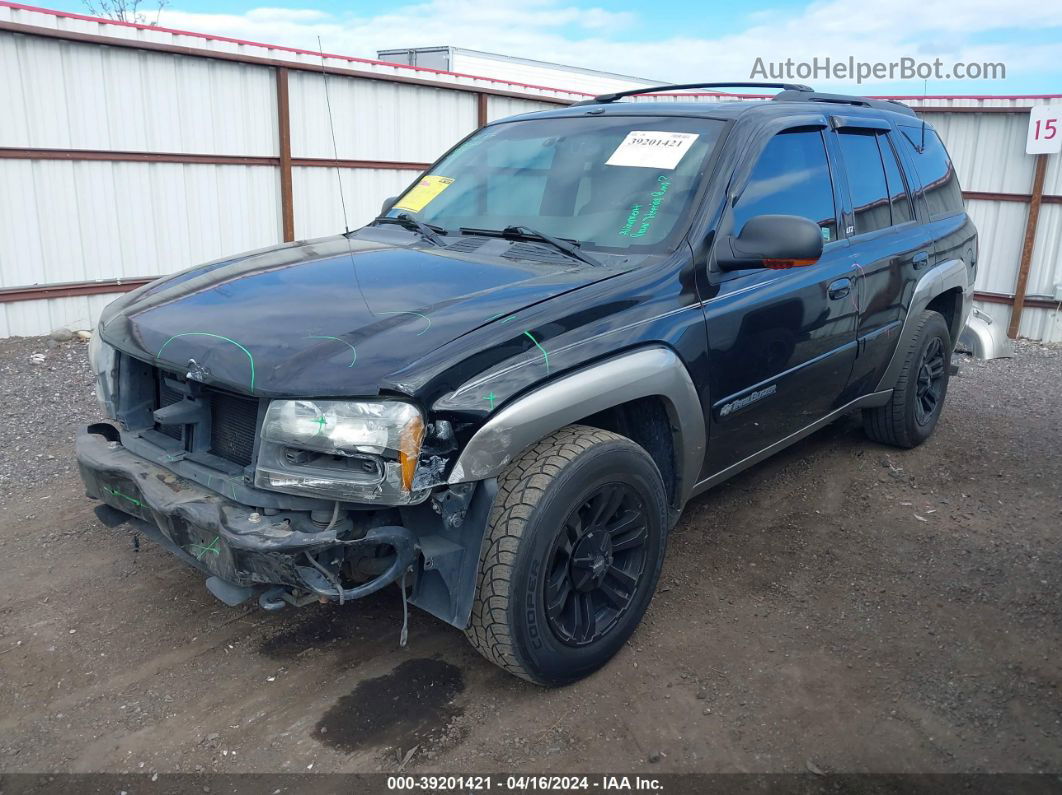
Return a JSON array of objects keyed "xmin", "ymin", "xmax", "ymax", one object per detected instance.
[
  {"xmin": 863, "ymin": 309, "xmax": 952, "ymax": 448},
  {"xmin": 464, "ymin": 425, "xmax": 668, "ymax": 686}
]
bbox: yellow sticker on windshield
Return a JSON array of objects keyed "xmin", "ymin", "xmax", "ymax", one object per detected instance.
[{"xmin": 394, "ymin": 175, "xmax": 454, "ymax": 213}]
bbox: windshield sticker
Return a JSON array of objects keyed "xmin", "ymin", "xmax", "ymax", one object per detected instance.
[
  {"xmin": 606, "ymin": 131, "xmax": 699, "ymax": 170},
  {"xmin": 619, "ymin": 175, "xmax": 671, "ymax": 239},
  {"xmin": 394, "ymin": 175, "xmax": 454, "ymax": 213}
]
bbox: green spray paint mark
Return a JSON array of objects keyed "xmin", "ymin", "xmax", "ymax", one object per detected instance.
[
  {"xmin": 103, "ymin": 485, "xmax": 142, "ymax": 508},
  {"xmin": 189, "ymin": 536, "xmax": 221, "ymax": 560},
  {"xmin": 486, "ymin": 312, "xmax": 504, "ymax": 322},
  {"xmin": 306, "ymin": 335, "xmax": 357, "ymax": 367},
  {"xmin": 500, "ymin": 315, "xmax": 516, "ymax": 325},
  {"xmin": 155, "ymin": 332, "xmax": 256, "ymax": 393},
  {"xmin": 523, "ymin": 330, "xmax": 550, "ymax": 375},
  {"xmin": 380, "ymin": 310, "xmax": 431, "ymax": 336},
  {"xmin": 483, "ymin": 391, "xmax": 497, "ymax": 410},
  {"xmin": 312, "ymin": 415, "xmax": 327, "ymax": 434}
]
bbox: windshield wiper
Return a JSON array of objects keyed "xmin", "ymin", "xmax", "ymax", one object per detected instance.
[
  {"xmin": 369, "ymin": 214, "xmax": 446, "ymax": 246},
  {"xmin": 460, "ymin": 225, "xmax": 602, "ymax": 268}
]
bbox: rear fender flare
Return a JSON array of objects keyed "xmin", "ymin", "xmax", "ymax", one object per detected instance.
[{"xmin": 875, "ymin": 258, "xmax": 970, "ymax": 392}]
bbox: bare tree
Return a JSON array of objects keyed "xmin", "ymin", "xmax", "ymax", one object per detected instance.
[{"xmin": 81, "ymin": 0, "xmax": 170, "ymax": 25}]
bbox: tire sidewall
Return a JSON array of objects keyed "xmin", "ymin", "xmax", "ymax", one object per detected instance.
[
  {"xmin": 901, "ymin": 313, "xmax": 952, "ymax": 444},
  {"xmin": 507, "ymin": 441, "xmax": 668, "ymax": 686}
]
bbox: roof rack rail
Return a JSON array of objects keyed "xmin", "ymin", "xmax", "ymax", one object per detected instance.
[
  {"xmin": 771, "ymin": 90, "xmax": 918, "ymax": 118},
  {"xmin": 571, "ymin": 82, "xmax": 813, "ymax": 106}
]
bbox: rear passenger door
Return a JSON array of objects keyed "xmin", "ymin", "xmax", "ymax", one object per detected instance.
[
  {"xmin": 701, "ymin": 126, "xmax": 858, "ymax": 474},
  {"xmin": 828, "ymin": 119, "xmax": 937, "ymax": 398}
]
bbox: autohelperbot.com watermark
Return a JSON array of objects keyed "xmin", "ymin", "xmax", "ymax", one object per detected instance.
[{"xmin": 750, "ymin": 56, "xmax": 1006, "ymax": 83}]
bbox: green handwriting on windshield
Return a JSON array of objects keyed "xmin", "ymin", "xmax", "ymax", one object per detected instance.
[{"xmin": 619, "ymin": 175, "xmax": 672, "ymax": 240}]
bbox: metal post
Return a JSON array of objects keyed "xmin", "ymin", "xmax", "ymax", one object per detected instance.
[
  {"xmin": 276, "ymin": 67, "xmax": 296, "ymax": 243},
  {"xmin": 1007, "ymin": 153, "xmax": 1048, "ymax": 339}
]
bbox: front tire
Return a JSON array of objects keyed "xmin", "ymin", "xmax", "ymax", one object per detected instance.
[
  {"xmin": 465, "ymin": 425, "xmax": 668, "ymax": 686},
  {"xmin": 863, "ymin": 309, "xmax": 952, "ymax": 448}
]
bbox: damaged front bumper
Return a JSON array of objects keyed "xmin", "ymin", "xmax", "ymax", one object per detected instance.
[{"xmin": 76, "ymin": 424, "xmax": 418, "ymax": 607}]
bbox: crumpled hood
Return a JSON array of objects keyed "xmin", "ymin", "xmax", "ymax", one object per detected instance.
[{"xmin": 100, "ymin": 234, "xmax": 614, "ymax": 398}]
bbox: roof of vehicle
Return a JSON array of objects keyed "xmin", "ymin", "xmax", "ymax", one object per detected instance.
[{"xmin": 497, "ymin": 86, "xmax": 926, "ymax": 128}]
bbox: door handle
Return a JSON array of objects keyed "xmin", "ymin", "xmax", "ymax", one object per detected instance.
[
  {"xmin": 912, "ymin": 251, "xmax": 930, "ymax": 269},
  {"xmin": 828, "ymin": 278, "xmax": 851, "ymax": 300}
]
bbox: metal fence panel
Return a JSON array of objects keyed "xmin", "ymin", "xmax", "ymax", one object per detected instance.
[
  {"xmin": 292, "ymin": 166, "xmax": 415, "ymax": 239},
  {"xmin": 485, "ymin": 95, "xmax": 560, "ymax": 122},
  {"xmin": 925, "ymin": 111, "xmax": 1035, "ymax": 194},
  {"xmin": 0, "ymin": 159, "xmax": 280, "ymax": 286},
  {"xmin": 965, "ymin": 198, "xmax": 1028, "ymax": 295},
  {"xmin": 289, "ymin": 72, "xmax": 477, "ymax": 162},
  {"xmin": 0, "ymin": 32, "xmax": 276, "ymax": 155}
]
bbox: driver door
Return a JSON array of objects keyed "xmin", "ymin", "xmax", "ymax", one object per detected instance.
[{"xmin": 701, "ymin": 127, "xmax": 858, "ymax": 474}]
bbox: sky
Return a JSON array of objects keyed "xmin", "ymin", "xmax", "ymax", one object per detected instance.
[{"xmin": 43, "ymin": 0, "xmax": 1062, "ymax": 94}]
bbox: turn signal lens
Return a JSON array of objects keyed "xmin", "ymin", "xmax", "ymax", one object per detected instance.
[
  {"xmin": 398, "ymin": 414, "xmax": 425, "ymax": 491},
  {"xmin": 762, "ymin": 258, "xmax": 819, "ymax": 270}
]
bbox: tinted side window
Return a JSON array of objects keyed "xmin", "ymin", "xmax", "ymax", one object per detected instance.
[
  {"xmin": 879, "ymin": 135, "xmax": 914, "ymax": 224},
  {"xmin": 837, "ymin": 131, "xmax": 891, "ymax": 235},
  {"xmin": 900, "ymin": 128, "xmax": 965, "ymax": 218},
  {"xmin": 732, "ymin": 130, "xmax": 837, "ymax": 243}
]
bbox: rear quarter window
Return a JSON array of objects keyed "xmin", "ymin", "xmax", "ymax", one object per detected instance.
[{"xmin": 899, "ymin": 127, "xmax": 965, "ymax": 219}]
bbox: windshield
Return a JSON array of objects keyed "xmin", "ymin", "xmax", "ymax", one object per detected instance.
[{"xmin": 387, "ymin": 115, "xmax": 726, "ymax": 253}]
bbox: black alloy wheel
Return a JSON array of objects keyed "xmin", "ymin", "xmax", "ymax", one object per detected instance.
[
  {"xmin": 914, "ymin": 336, "xmax": 946, "ymax": 426},
  {"xmin": 543, "ymin": 482, "xmax": 648, "ymax": 646},
  {"xmin": 464, "ymin": 425, "xmax": 669, "ymax": 685}
]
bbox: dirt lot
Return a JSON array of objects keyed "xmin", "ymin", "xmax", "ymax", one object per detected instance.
[{"xmin": 0, "ymin": 335, "xmax": 1059, "ymax": 776}]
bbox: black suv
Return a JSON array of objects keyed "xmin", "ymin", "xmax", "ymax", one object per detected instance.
[{"xmin": 79, "ymin": 83, "xmax": 976, "ymax": 685}]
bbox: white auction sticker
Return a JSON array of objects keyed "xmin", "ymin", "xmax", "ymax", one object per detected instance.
[{"xmin": 606, "ymin": 131, "xmax": 700, "ymax": 169}]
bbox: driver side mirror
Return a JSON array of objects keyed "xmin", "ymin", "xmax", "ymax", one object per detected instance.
[
  {"xmin": 716, "ymin": 214, "xmax": 824, "ymax": 271},
  {"xmin": 380, "ymin": 196, "xmax": 398, "ymax": 216}
]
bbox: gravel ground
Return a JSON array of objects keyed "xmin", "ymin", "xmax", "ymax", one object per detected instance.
[
  {"xmin": 0, "ymin": 336, "xmax": 98, "ymax": 509},
  {"xmin": 0, "ymin": 334, "xmax": 1059, "ymax": 776}
]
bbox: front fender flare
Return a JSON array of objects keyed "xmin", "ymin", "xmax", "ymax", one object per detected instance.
[{"xmin": 446, "ymin": 346, "xmax": 705, "ymax": 506}]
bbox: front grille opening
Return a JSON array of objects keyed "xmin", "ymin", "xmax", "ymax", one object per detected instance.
[
  {"xmin": 210, "ymin": 391, "xmax": 258, "ymax": 467},
  {"xmin": 156, "ymin": 377, "xmax": 185, "ymax": 441}
]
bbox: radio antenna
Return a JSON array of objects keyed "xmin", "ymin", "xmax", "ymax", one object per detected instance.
[
  {"xmin": 317, "ymin": 36, "xmax": 350, "ymax": 233},
  {"xmin": 919, "ymin": 78, "xmax": 927, "ymax": 153}
]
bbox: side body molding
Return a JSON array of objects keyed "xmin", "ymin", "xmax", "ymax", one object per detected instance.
[
  {"xmin": 875, "ymin": 258, "xmax": 971, "ymax": 393},
  {"xmin": 446, "ymin": 346, "xmax": 706, "ymax": 506}
]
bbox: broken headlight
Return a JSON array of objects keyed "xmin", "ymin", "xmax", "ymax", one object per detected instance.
[
  {"xmin": 254, "ymin": 399, "xmax": 427, "ymax": 504},
  {"xmin": 88, "ymin": 327, "xmax": 119, "ymax": 418}
]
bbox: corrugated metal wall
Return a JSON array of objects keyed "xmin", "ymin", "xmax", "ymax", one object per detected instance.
[
  {"xmin": 286, "ymin": 71, "xmax": 480, "ymax": 239},
  {"xmin": 1, "ymin": 2, "xmax": 1059, "ymax": 343},
  {"xmin": 908, "ymin": 99, "xmax": 1062, "ymax": 340}
]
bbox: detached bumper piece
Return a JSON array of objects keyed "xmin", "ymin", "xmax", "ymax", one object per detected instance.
[{"xmin": 76, "ymin": 425, "xmax": 417, "ymax": 605}]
